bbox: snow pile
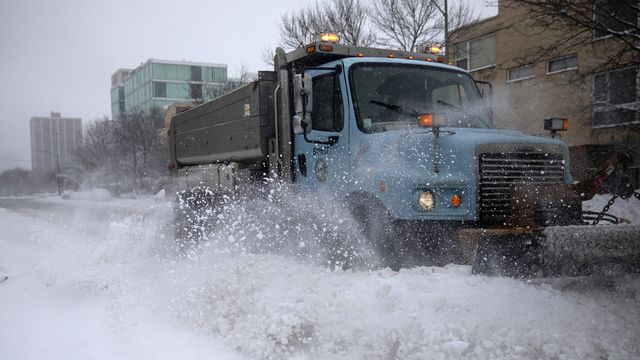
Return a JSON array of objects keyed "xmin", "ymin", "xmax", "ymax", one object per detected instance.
[
  {"xmin": 584, "ymin": 193, "xmax": 640, "ymax": 225},
  {"xmin": 1, "ymin": 197, "xmax": 640, "ymax": 359},
  {"xmin": 68, "ymin": 188, "xmax": 113, "ymax": 201},
  {"xmin": 169, "ymin": 253, "xmax": 640, "ymax": 359}
]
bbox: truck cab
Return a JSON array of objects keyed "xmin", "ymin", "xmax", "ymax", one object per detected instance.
[{"xmin": 292, "ymin": 49, "xmax": 572, "ymax": 223}]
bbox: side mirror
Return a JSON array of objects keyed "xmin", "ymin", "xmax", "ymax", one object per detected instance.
[
  {"xmin": 544, "ymin": 117, "xmax": 568, "ymax": 139},
  {"xmin": 293, "ymin": 74, "xmax": 313, "ymax": 134},
  {"xmin": 292, "ymin": 115, "xmax": 306, "ymax": 134}
]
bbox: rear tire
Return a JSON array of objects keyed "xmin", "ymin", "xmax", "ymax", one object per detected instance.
[{"xmin": 174, "ymin": 189, "xmax": 223, "ymax": 250}]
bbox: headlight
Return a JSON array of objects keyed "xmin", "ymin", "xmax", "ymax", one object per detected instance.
[{"xmin": 418, "ymin": 191, "xmax": 434, "ymax": 211}]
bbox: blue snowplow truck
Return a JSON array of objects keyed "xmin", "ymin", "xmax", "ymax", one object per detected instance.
[{"xmin": 168, "ymin": 33, "xmax": 640, "ymax": 277}]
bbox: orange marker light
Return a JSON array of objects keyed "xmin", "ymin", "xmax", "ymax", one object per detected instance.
[
  {"xmin": 356, "ymin": 53, "xmax": 365, "ymax": 57},
  {"xmin": 319, "ymin": 44, "xmax": 333, "ymax": 52},
  {"xmin": 380, "ymin": 180, "xmax": 385, "ymax": 192},
  {"xmin": 563, "ymin": 118, "xmax": 569, "ymax": 130},
  {"xmin": 418, "ymin": 114, "xmax": 434, "ymax": 127},
  {"xmin": 451, "ymin": 194, "xmax": 461, "ymax": 208},
  {"xmin": 388, "ymin": 54, "xmax": 396, "ymax": 58},
  {"xmin": 306, "ymin": 45, "xmax": 315, "ymax": 54}
]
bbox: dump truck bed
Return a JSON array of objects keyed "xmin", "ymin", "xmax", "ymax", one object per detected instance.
[{"xmin": 170, "ymin": 71, "xmax": 276, "ymax": 167}]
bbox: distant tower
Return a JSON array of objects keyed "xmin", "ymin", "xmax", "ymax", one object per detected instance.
[{"xmin": 30, "ymin": 112, "xmax": 82, "ymax": 190}]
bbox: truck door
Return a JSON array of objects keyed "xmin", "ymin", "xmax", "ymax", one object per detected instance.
[{"xmin": 294, "ymin": 68, "xmax": 350, "ymax": 192}]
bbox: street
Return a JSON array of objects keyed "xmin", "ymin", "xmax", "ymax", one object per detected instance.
[{"xmin": 1, "ymin": 195, "xmax": 639, "ymax": 359}]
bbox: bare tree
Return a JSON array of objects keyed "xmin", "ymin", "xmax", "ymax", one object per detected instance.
[
  {"xmin": 447, "ymin": 0, "xmax": 480, "ymax": 38},
  {"xmin": 280, "ymin": 4, "xmax": 328, "ymax": 49},
  {"xmin": 202, "ymin": 63, "xmax": 253, "ymax": 99},
  {"xmin": 224, "ymin": 63, "xmax": 251, "ymax": 92},
  {"xmin": 510, "ymin": 0, "xmax": 639, "ymax": 49},
  {"xmin": 370, "ymin": 0, "xmax": 479, "ymax": 51},
  {"xmin": 0, "ymin": 168, "xmax": 34, "ymax": 196},
  {"xmin": 75, "ymin": 117, "xmax": 114, "ymax": 170},
  {"xmin": 269, "ymin": 0, "xmax": 478, "ymax": 66},
  {"xmin": 115, "ymin": 107, "xmax": 166, "ymax": 192},
  {"xmin": 504, "ymin": 0, "xmax": 639, "ymax": 68},
  {"xmin": 370, "ymin": 0, "xmax": 440, "ymax": 51},
  {"xmin": 325, "ymin": 0, "xmax": 377, "ymax": 46},
  {"xmin": 278, "ymin": 0, "xmax": 376, "ymax": 51},
  {"xmin": 261, "ymin": 47, "xmax": 276, "ymax": 66},
  {"xmin": 74, "ymin": 117, "xmax": 124, "ymax": 191}
]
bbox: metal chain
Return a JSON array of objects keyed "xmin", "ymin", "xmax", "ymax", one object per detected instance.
[
  {"xmin": 591, "ymin": 194, "xmax": 618, "ymax": 225},
  {"xmin": 588, "ymin": 190, "xmax": 640, "ymax": 225}
]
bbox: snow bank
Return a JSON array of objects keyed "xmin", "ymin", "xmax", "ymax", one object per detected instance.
[
  {"xmin": 584, "ymin": 193, "xmax": 640, "ymax": 225},
  {"xmin": 69, "ymin": 188, "xmax": 113, "ymax": 201},
  {"xmin": 169, "ymin": 253, "xmax": 640, "ymax": 359},
  {"xmin": 1, "ymin": 198, "xmax": 639, "ymax": 359}
]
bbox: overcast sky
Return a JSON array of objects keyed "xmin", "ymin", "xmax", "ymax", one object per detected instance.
[{"xmin": 0, "ymin": 0, "xmax": 496, "ymax": 172}]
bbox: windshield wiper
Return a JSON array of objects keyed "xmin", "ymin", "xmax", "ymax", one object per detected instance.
[
  {"xmin": 436, "ymin": 100, "xmax": 491, "ymax": 128},
  {"xmin": 369, "ymin": 100, "xmax": 419, "ymax": 119}
]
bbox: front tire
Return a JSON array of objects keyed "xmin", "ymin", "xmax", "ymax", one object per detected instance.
[{"xmin": 347, "ymin": 197, "xmax": 400, "ymax": 270}]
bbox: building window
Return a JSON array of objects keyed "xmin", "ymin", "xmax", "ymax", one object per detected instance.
[
  {"xmin": 191, "ymin": 66, "xmax": 202, "ymax": 82},
  {"xmin": 547, "ymin": 54, "xmax": 578, "ymax": 74},
  {"xmin": 165, "ymin": 64, "xmax": 179, "ymax": 81},
  {"xmin": 507, "ymin": 64, "xmax": 534, "ymax": 82},
  {"xmin": 454, "ymin": 43, "xmax": 468, "ymax": 69},
  {"xmin": 594, "ymin": 0, "xmax": 639, "ymax": 39},
  {"xmin": 153, "ymin": 63, "xmax": 163, "ymax": 78},
  {"xmin": 178, "ymin": 65, "xmax": 190, "ymax": 82},
  {"xmin": 190, "ymin": 83, "xmax": 202, "ymax": 100},
  {"xmin": 154, "ymin": 81, "xmax": 167, "ymax": 98},
  {"xmin": 592, "ymin": 66, "xmax": 639, "ymax": 127},
  {"xmin": 454, "ymin": 34, "xmax": 496, "ymax": 71},
  {"xmin": 166, "ymin": 83, "xmax": 179, "ymax": 99}
]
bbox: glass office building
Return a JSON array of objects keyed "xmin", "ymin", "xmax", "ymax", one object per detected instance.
[{"xmin": 110, "ymin": 59, "xmax": 227, "ymax": 119}]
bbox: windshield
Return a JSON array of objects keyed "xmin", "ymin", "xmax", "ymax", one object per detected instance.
[{"xmin": 349, "ymin": 63, "xmax": 492, "ymax": 132}]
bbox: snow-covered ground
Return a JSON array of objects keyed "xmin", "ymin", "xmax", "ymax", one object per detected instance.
[
  {"xmin": 1, "ymin": 193, "xmax": 639, "ymax": 359},
  {"xmin": 584, "ymin": 193, "xmax": 640, "ymax": 225}
]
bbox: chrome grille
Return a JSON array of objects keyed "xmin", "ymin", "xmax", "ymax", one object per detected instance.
[{"xmin": 479, "ymin": 152, "xmax": 565, "ymax": 223}]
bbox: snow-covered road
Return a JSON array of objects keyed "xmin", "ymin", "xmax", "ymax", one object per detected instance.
[{"xmin": 0, "ymin": 195, "xmax": 639, "ymax": 359}]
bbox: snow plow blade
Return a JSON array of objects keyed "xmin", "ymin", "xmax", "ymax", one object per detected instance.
[{"xmin": 457, "ymin": 225, "xmax": 640, "ymax": 278}]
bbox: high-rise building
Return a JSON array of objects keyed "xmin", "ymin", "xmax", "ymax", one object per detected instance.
[
  {"xmin": 30, "ymin": 112, "xmax": 82, "ymax": 177},
  {"xmin": 110, "ymin": 59, "xmax": 227, "ymax": 119}
]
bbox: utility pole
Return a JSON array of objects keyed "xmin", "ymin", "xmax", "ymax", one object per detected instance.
[
  {"xmin": 38, "ymin": 148, "xmax": 62, "ymax": 196},
  {"xmin": 55, "ymin": 151, "xmax": 61, "ymax": 196},
  {"xmin": 431, "ymin": 0, "xmax": 449, "ymax": 62}
]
